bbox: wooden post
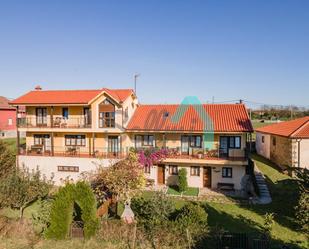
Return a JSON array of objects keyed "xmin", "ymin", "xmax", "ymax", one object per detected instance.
[
  {"xmin": 51, "ymin": 132, "xmax": 54, "ymax": 156},
  {"xmin": 88, "ymin": 136, "xmax": 91, "ymax": 156},
  {"xmin": 50, "ymin": 106, "xmax": 54, "ymax": 128},
  {"xmin": 16, "ymin": 106, "xmax": 20, "ymax": 162},
  {"xmin": 92, "ymin": 133, "xmax": 95, "ymax": 156}
]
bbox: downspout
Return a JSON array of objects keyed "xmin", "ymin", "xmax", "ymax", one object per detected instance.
[{"xmin": 297, "ymin": 139, "xmax": 301, "ymax": 168}]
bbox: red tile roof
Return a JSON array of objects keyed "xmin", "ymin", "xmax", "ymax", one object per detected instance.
[
  {"xmin": 10, "ymin": 88, "xmax": 133, "ymax": 105},
  {"xmin": 127, "ymin": 104, "xmax": 253, "ymax": 132},
  {"xmin": 255, "ymin": 117, "xmax": 309, "ymax": 138},
  {"xmin": 0, "ymin": 96, "xmax": 15, "ymax": 110}
]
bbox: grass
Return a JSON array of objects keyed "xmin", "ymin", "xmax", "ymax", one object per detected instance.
[
  {"xmin": 167, "ymin": 186, "xmax": 199, "ymax": 196},
  {"xmin": 1, "ymin": 137, "xmax": 25, "ymax": 154},
  {"xmin": 0, "ymin": 154, "xmax": 307, "ymax": 249}
]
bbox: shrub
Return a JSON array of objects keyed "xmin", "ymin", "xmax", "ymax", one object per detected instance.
[
  {"xmin": 45, "ymin": 182, "xmax": 99, "ymax": 240},
  {"xmin": 131, "ymin": 192, "xmax": 175, "ymax": 228},
  {"xmin": 0, "ymin": 140, "xmax": 15, "ymax": 180},
  {"xmin": 32, "ymin": 198, "xmax": 53, "ymax": 234},
  {"xmin": 0, "ymin": 166, "xmax": 52, "ymax": 219},
  {"xmin": 178, "ymin": 168, "xmax": 188, "ymax": 192},
  {"xmin": 262, "ymin": 212, "xmax": 275, "ymax": 237},
  {"xmin": 175, "ymin": 202, "xmax": 208, "ymax": 247},
  {"xmin": 295, "ymin": 191, "xmax": 309, "ymax": 234}
]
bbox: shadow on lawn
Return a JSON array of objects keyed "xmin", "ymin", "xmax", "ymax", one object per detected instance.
[
  {"xmin": 245, "ymin": 155, "xmax": 302, "ymax": 232},
  {"xmin": 196, "ymin": 204, "xmax": 305, "ymax": 249}
]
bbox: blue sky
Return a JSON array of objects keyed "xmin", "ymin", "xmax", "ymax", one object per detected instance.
[{"xmin": 0, "ymin": 0, "xmax": 308, "ymax": 107}]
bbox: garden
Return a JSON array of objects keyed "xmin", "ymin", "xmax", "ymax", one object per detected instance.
[{"xmin": 0, "ymin": 140, "xmax": 308, "ymax": 249}]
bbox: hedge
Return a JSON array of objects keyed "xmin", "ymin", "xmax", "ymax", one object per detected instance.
[{"xmin": 45, "ymin": 182, "xmax": 99, "ymax": 240}]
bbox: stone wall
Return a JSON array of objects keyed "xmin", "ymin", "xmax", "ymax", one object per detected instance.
[{"xmin": 269, "ymin": 135, "xmax": 293, "ymax": 168}]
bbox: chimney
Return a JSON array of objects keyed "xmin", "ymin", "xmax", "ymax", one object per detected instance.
[{"xmin": 35, "ymin": 85, "xmax": 42, "ymax": 91}]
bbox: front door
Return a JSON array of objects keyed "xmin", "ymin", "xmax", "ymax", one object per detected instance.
[
  {"xmin": 157, "ymin": 165, "xmax": 165, "ymax": 185},
  {"xmin": 203, "ymin": 167, "xmax": 212, "ymax": 188}
]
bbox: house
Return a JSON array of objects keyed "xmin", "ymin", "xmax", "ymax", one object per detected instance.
[
  {"xmin": 0, "ymin": 96, "xmax": 18, "ymax": 138},
  {"xmin": 11, "ymin": 86, "xmax": 254, "ymax": 190},
  {"xmin": 255, "ymin": 117, "xmax": 309, "ymax": 169}
]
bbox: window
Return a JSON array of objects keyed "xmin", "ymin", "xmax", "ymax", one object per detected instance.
[
  {"xmin": 58, "ymin": 166, "xmax": 79, "ymax": 172},
  {"xmin": 272, "ymin": 137, "xmax": 276, "ymax": 146},
  {"xmin": 222, "ymin": 167, "xmax": 233, "ymax": 178},
  {"xmin": 65, "ymin": 135, "xmax": 86, "ymax": 146},
  {"xmin": 262, "ymin": 136, "xmax": 265, "ymax": 143},
  {"xmin": 135, "ymin": 135, "xmax": 155, "ymax": 147},
  {"xmin": 190, "ymin": 166, "xmax": 200, "ymax": 176},
  {"xmin": 36, "ymin": 108, "xmax": 47, "ymax": 125},
  {"xmin": 108, "ymin": 136, "xmax": 119, "ymax": 153},
  {"xmin": 8, "ymin": 118, "xmax": 13, "ymax": 126},
  {"xmin": 99, "ymin": 99, "xmax": 115, "ymax": 128},
  {"xmin": 229, "ymin": 136, "xmax": 241, "ymax": 149},
  {"xmin": 62, "ymin": 108, "xmax": 69, "ymax": 119},
  {"xmin": 190, "ymin": 135, "xmax": 202, "ymax": 148},
  {"xmin": 99, "ymin": 112, "xmax": 115, "ymax": 128},
  {"xmin": 34, "ymin": 134, "xmax": 50, "ymax": 145},
  {"xmin": 169, "ymin": 165, "xmax": 178, "ymax": 175},
  {"xmin": 182, "ymin": 135, "xmax": 202, "ymax": 149},
  {"xmin": 144, "ymin": 165, "xmax": 151, "ymax": 174},
  {"xmin": 124, "ymin": 107, "xmax": 129, "ymax": 119}
]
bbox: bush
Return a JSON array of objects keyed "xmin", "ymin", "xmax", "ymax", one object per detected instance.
[
  {"xmin": 45, "ymin": 182, "xmax": 99, "ymax": 240},
  {"xmin": 178, "ymin": 168, "xmax": 188, "ymax": 192},
  {"xmin": 295, "ymin": 191, "xmax": 309, "ymax": 234},
  {"xmin": 131, "ymin": 192, "xmax": 175, "ymax": 228},
  {"xmin": 0, "ymin": 140, "xmax": 15, "ymax": 180}
]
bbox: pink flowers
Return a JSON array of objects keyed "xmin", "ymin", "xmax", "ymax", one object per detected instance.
[{"xmin": 137, "ymin": 148, "xmax": 169, "ymax": 167}]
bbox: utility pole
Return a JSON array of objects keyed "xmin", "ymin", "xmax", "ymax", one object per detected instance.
[{"xmin": 134, "ymin": 73, "xmax": 140, "ymax": 95}]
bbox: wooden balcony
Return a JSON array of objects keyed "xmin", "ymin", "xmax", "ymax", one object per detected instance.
[{"xmin": 17, "ymin": 116, "xmax": 92, "ymax": 129}]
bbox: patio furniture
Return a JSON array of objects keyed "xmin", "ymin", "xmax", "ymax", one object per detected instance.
[
  {"xmin": 217, "ymin": 182, "xmax": 235, "ymax": 191},
  {"xmin": 31, "ymin": 144, "xmax": 43, "ymax": 154}
]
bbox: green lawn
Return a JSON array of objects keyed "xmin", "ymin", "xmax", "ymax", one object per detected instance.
[
  {"xmin": 167, "ymin": 186, "xmax": 199, "ymax": 196},
  {"xmin": 1, "ymin": 137, "xmax": 25, "ymax": 154}
]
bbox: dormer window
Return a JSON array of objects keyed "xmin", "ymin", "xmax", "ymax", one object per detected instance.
[
  {"xmin": 99, "ymin": 98, "xmax": 115, "ymax": 128},
  {"xmin": 164, "ymin": 112, "xmax": 169, "ymax": 118}
]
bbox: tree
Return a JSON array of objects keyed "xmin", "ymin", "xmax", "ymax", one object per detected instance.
[
  {"xmin": 0, "ymin": 166, "xmax": 53, "ymax": 219},
  {"xmin": 178, "ymin": 168, "xmax": 188, "ymax": 192},
  {"xmin": 92, "ymin": 150, "xmax": 145, "ymax": 217},
  {"xmin": 45, "ymin": 182, "xmax": 99, "ymax": 240},
  {"xmin": 0, "ymin": 140, "xmax": 15, "ymax": 179},
  {"xmin": 295, "ymin": 168, "xmax": 309, "ymax": 234}
]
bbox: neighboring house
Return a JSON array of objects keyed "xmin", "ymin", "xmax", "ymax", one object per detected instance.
[
  {"xmin": 11, "ymin": 87, "xmax": 254, "ymax": 189},
  {"xmin": 256, "ymin": 117, "xmax": 309, "ymax": 169},
  {"xmin": 0, "ymin": 96, "xmax": 17, "ymax": 138}
]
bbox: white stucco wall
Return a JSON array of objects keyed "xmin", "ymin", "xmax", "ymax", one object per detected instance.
[
  {"xmin": 211, "ymin": 165, "xmax": 246, "ymax": 190},
  {"xmin": 300, "ymin": 139, "xmax": 309, "ymax": 169},
  {"xmin": 18, "ymin": 155, "xmax": 119, "ymax": 185},
  {"xmin": 256, "ymin": 132, "xmax": 270, "ymax": 159},
  {"xmin": 146, "ymin": 164, "xmax": 246, "ymax": 190}
]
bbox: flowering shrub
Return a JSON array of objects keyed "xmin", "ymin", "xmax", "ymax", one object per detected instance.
[{"xmin": 137, "ymin": 148, "xmax": 169, "ymax": 168}]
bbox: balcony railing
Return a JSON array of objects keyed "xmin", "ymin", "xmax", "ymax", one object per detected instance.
[
  {"xmin": 136, "ymin": 146, "xmax": 247, "ymax": 161},
  {"xmin": 17, "ymin": 116, "xmax": 91, "ymax": 129},
  {"xmin": 18, "ymin": 145, "xmax": 127, "ymax": 159},
  {"xmin": 18, "ymin": 145, "xmax": 247, "ymax": 161}
]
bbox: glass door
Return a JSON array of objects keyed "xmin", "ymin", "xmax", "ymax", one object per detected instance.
[
  {"xmin": 219, "ymin": 136, "xmax": 229, "ymax": 157},
  {"xmin": 108, "ymin": 136, "xmax": 119, "ymax": 155},
  {"xmin": 36, "ymin": 108, "xmax": 47, "ymax": 126},
  {"xmin": 181, "ymin": 135, "xmax": 189, "ymax": 154}
]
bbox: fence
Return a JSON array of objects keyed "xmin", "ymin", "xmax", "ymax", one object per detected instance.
[{"xmin": 216, "ymin": 233, "xmax": 270, "ymax": 249}]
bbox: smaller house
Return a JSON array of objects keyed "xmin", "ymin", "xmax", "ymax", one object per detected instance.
[
  {"xmin": 255, "ymin": 117, "xmax": 309, "ymax": 169},
  {"xmin": 0, "ymin": 96, "xmax": 18, "ymax": 138}
]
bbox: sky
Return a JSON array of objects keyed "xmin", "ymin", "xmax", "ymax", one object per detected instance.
[{"xmin": 0, "ymin": 0, "xmax": 308, "ymax": 107}]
